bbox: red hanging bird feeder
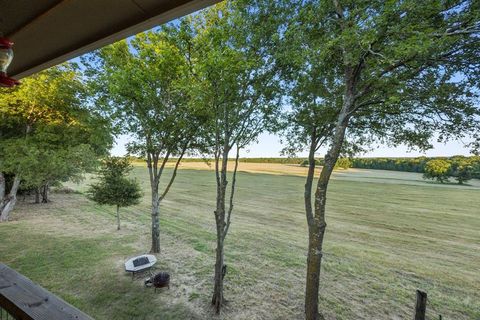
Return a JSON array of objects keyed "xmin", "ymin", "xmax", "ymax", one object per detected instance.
[{"xmin": 0, "ymin": 37, "xmax": 20, "ymax": 87}]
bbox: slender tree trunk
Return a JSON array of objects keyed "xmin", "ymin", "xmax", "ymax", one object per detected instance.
[
  {"xmin": 41, "ymin": 183, "xmax": 49, "ymax": 203},
  {"xmin": 35, "ymin": 188, "xmax": 40, "ymax": 204},
  {"xmin": 212, "ymin": 182, "xmax": 227, "ymax": 313},
  {"xmin": 304, "ymin": 128, "xmax": 322, "ymax": 319},
  {"xmin": 212, "ymin": 224, "xmax": 225, "ymax": 313},
  {"xmin": 147, "ymin": 151, "xmax": 162, "ymax": 254},
  {"xmin": 148, "ymin": 146, "xmax": 186, "ymax": 253},
  {"xmin": 0, "ymin": 175, "xmax": 21, "ymax": 222},
  {"xmin": 305, "ymin": 101, "xmax": 351, "ymax": 319},
  {"xmin": 116, "ymin": 205, "xmax": 121, "ymax": 231},
  {"xmin": 212, "ymin": 126, "xmax": 230, "ymax": 314},
  {"xmin": 151, "ymin": 188, "xmax": 160, "ymax": 253},
  {"xmin": 212, "ymin": 145, "xmax": 240, "ymax": 314}
]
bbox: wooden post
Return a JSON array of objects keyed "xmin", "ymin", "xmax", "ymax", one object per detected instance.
[{"xmin": 414, "ymin": 290, "xmax": 427, "ymax": 320}]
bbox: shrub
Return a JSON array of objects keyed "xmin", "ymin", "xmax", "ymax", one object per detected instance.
[
  {"xmin": 450, "ymin": 161, "xmax": 474, "ymax": 184},
  {"xmin": 423, "ymin": 159, "xmax": 451, "ymax": 183},
  {"xmin": 334, "ymin": 158, "xmax": 352, "ymax": 169}
]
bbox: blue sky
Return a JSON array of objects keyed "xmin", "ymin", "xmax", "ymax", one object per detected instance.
[{"xmin": 111, "ymin": 132, "xmax": 473, "ymax": 158}]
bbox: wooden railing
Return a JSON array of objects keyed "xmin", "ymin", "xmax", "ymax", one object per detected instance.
[
  {"xmin": 1, "ymin": 305, "xmax": 14, "ymax": 319},
  {"xmin": 0, "ymin": 263, "xmax": 93, "ymax": 320}
]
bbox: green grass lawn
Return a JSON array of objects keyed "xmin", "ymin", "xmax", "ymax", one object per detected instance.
[{"xmin": 1, "ymin": 167, "xmax": 479, "ymax": 319}]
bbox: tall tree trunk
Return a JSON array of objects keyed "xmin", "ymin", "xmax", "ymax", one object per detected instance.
[
  {"xmin": 116, "ymin": 205, "xmax": 121, "ymax": 231},
  {"xmin": 150, "ymin": 188, "xmax": 160, "ymax": 253},
  {"xmin": 0, "ymin": 175, "xmax": 21, "ymax": 222},
  {"xmin": 305, "ymin": 101, "xmax": 351, "ymax": 320},
  {"xmin": 147, "ymin": 151, "xmax": 162, "ymax": 254},
  {"xmin": 212, "ymin": 128, "xmax": 230, "ymax": 314},
  {"xmin": 304, "ymin": 129, "xmax": 321, "ymax": 319}
]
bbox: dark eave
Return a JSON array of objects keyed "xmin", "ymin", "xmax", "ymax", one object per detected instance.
[{"xmin": 1, "ymin": 0, "xmax": 220, "ymax": 79}]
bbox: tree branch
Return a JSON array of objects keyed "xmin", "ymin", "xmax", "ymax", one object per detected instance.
[
  {"xmin": 304, "ymin": 128, "xmax": 317, "ymax": 227},
  {"xmin": 146, "ymin": 152, "xmax": 155, "ymax": 189},
  {"xmin": 224, "ymin": 144, "xmax": 240, "ymax": 238},
  {"xmin": 348, "ymin": 98, "xmax": 386, "ymax": 116},
  {"xmin": 333, "ymin": 0, "xmax": 345, "ymax": 23},
  {"xmin": 156, "ymin": 150, "xmax": 171, "ymax": 192},
  {"xmin": 159, "ymin": 142, "xmax": 188, "ymax": 201}
]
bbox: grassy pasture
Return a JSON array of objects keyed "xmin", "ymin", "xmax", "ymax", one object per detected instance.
[{"xmin": 1, "ymin": 164, "xmax": 479, "ymax": 319}]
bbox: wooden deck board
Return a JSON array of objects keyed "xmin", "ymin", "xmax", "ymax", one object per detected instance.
[{"xmin": 0, "ymin": 263, "xmax": 93, "ymax": 320}]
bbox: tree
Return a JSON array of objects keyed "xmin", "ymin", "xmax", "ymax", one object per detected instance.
[
  {"xmin": 450, "ymin": 157, "xmax": 474, "ymax": 184},
  {"xmin": 0, "ymin": 65, "xmax": 112, "ymax": 222},
  {"xmin": 243, "ymin": 0, "xmax": 480, "ymax": 318},
  {"xmin": 423, "ymin": 159, "xmax": 452, "ymax": 183},
  {"xmin": 173, "ymin": 3, "xmax": 280, "ymax": 313},
  {"xmin": 21, "ymin": 121, "xmax": 108, "ymax": 203},
  {"xmin": 83, "ymin": 29, "xmax": 207, "ymax": 253},
  {"xmin": 87, "ymin": 157, "xmax": 142, "ymax": 230},
  {"xmin": 453, "ymin": 163, "xmax": 473, "ymax": 184}
]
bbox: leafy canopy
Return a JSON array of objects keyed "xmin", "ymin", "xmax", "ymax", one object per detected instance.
[
  {"xmin": 181, "ymin": 2, "xmax": 281, "ymax": 154},
  {"xmin": 87, "ymin": 157, "xmax": 142, "ymax": 208},
  {"xmin": 423, "ymin": 159, "xmax": 452, "ymax": 183},
  {"xmin": 0, "ymin": 65, "xmax": 112, "ymax": 187},
  {"xmin": 82, "ymin": 31, "xmax": 206, "ymax": 159},
  {"xmin": 261, "ymin": 0, "xmax": 480, "ymax": 156}
]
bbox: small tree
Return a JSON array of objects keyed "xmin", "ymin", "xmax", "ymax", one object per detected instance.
[
  {"xmin": 450, "ymin": 160, "xmax": 474, "ymax": 184},
  {"xmin": 87, "ymin": 157, "xmax": 142, "ymax": 230},
  {"xmin": 423, "ymin": 159, "xmax": 451, "ymax": 183}
]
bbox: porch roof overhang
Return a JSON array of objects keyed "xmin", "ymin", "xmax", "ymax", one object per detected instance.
[{"xmin": 1, "ymin": 0, "xmax": 220, "ymax": 79}]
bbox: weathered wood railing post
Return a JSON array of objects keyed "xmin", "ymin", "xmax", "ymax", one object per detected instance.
[{"xmin": 414, "ymin": 290, "xmax": 427, "ymax": 320}]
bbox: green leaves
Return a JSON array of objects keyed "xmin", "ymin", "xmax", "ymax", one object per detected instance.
[
  {"xmin": 422, "ymin": 156, "xmax": 477, "ymax": 184},
  {"xmin": 423, "ymin": 159, "xmax": 452, "ymax": 183},
  {"xmin": 0, "ymin": 64, "xmax": 113, "ymax": 190},
  {"xmin": 82, "ymin": 29, "xmax": 204, "ymax": 159},
  {"xmin": 184, "ymin": 2, "xmax": 282, "ymax": 153},
  {"xmin": 87, "ymin": 157, "xmax": 142, "ymax": 208},
  {"xmin": 258, "ymin": 0, "xmax": 480, "ymax": 156}
]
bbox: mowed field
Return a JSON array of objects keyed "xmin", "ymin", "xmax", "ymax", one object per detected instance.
[{"xmin": 1, "ymin": 163, "xmax": 479, "ymax": 320}]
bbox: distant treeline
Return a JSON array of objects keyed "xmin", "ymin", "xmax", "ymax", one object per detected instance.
[
  {"xmin": 351, "ymin": 156, "xmax": 480, "ymax": 179},
  {"xmin": 351, "ymin": 157, "xmax": 428, "ymax": 172},
  {"xmin": 128, "ymin": 156, "xmax": 306, "ymax": 164},
  {"xmin": 126, "ymin": 155, "xmax": 480, "ymax": 179},
  {"xmin": 238, "ymin": 157, "xmax": 305, "ymax": 164}
]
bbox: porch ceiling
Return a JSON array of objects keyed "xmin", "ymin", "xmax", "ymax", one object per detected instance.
[{"xmin": 0, "ymin": 0, "xmax": 220, "ymax": 79}]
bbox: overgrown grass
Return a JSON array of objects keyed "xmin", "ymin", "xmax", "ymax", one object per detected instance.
[{"xmin": 1, "ymin": 167, "xmax": 479, "ymax": 319}]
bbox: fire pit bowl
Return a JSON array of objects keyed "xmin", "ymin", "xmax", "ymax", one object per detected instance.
[{"xmin": 151, "ymin": 272, "xmax": 170, "ymax": 292}]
